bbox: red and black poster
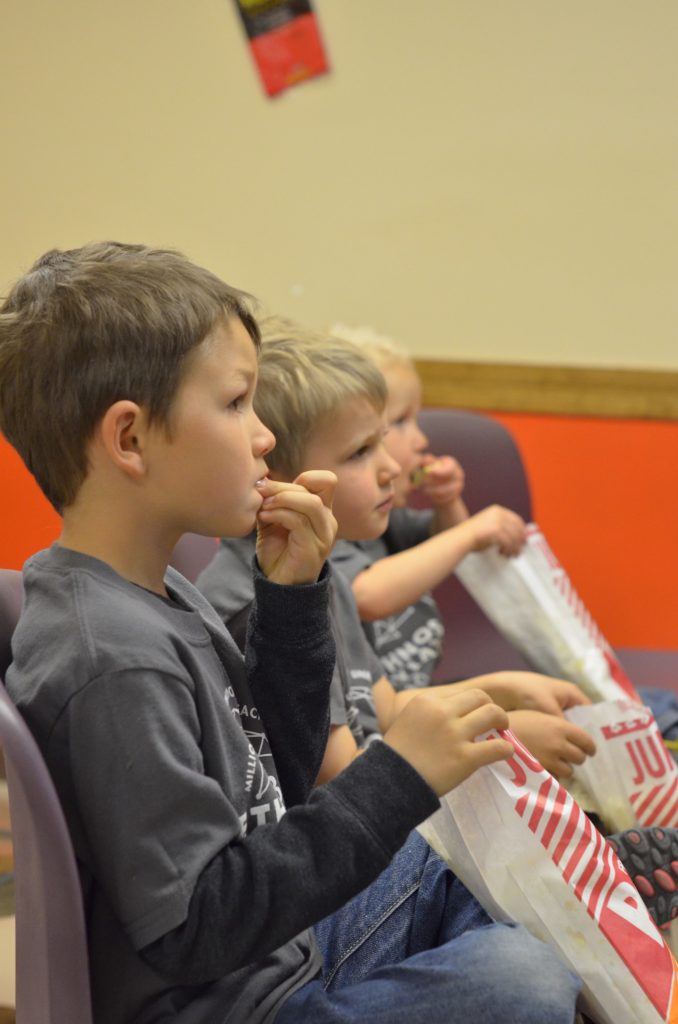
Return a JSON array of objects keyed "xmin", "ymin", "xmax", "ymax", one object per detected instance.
[{"xmin": 234, "ymin": 0, "xmax": 329, "ymax": 98}]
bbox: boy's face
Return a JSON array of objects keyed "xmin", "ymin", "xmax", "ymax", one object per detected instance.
[
  {"xmin": 381, "ymin": 363, "xmax": 429, "ymax": 506},
  {"xmin": 300, "ymin": 396, "xmax": 401, "ymax": 542},
  {"xmin": 145, "ymin": 317, "xmax": 275, "ymax": 539}
]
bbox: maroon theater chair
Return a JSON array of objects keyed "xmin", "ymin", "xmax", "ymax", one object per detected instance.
[
  {"xmin": 0, "ymin": 569, "xmax": 23, "ymax": 681},
  {"xmin": 413, "ymin": 407, "xmax": 533, "ymax": 682},
  {"xmin": 0, "ymin": 685, "xmax": 92, "ymax": 1024},
  {"xmin": 1, "ymin": 568, "xmax": 92, "ymax": 1022}
]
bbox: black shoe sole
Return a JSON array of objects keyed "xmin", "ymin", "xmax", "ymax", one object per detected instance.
[{"xmin": 607, "ymin": 827, "xmax": 678, "ymax": 929}]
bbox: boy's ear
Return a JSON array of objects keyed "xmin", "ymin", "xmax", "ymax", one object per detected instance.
[{"xmin": 98, "ymin": 400, "xmax": 149, "ymax": 479}]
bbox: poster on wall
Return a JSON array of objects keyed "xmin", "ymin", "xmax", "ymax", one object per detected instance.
[{"xmin": 233, "ymin": 0, "xmax": 329, "ymax": 98}]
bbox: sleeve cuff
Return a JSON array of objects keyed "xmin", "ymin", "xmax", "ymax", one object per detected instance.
[
  {"xmin": 325, "ymin": 741, "xmax": 441, "ymax": 857},
  {"xmin": 251, "ymin": 558, "xmax": 332, "ymax": 647}
]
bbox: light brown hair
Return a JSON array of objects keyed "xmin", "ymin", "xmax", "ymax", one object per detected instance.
[
  {"xmin": 256, "ymin": 315, "xmax": 387, "ymax": 479},
  {"xmin": 0, "ymin": 242, "xmax": 259, "ymax": 511}
]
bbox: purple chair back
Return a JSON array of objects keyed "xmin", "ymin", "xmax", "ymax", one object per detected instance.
[
  {"xmin": 0, "ymin": 682, "xmax": 93, "ymax": 1024},
  {"xmin": 0, "ymin": 569, "xmax": 24, "ymax": 680},
  {"xmin": 414, "ymin": 408, "xmax": 533, "ymax": 682},
  {"xmin": 169, "ymin": 533, "xmax": 218, "ymax": 584},
  {"xmin": 416, "ymin": 408, "xmax": 532, "ymax": 521}
]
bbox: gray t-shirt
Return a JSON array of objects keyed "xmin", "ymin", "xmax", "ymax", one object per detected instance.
[
  {"xmin": 7, "ymin": 546, "xmax": 321, "ymax": 1024},
  {"xmin": 331, "ymin": 508, "xmax": 444, "ymax": 691},
  {"xmin": 197, "ymin": 535, "xmax": 383, "ymax": 746}
]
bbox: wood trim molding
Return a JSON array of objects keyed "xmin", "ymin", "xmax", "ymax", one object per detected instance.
[{"xmin": 414, "ymin": 360, "xmax": 678, "ymax": 420}]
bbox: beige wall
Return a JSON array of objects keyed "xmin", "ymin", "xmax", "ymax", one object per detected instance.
[{"xmin": 2, "ymin": 0, "xmax": 676, "ymax": 368}]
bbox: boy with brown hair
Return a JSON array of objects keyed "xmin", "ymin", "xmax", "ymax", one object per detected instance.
[{"xmin": 0, "ymin": 246, "xmax": 581, "ymax": 1024}]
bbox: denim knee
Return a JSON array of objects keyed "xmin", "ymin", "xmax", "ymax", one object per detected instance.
[
  {"xmin": 480, "ymin": 924, "xmax": 581, "ymax": 1024},
  {"xmin": 275, "ymin": 922, "xmax": 580, "ymax": 1024}
]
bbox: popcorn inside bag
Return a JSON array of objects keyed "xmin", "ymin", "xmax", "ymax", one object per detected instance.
[{"xmin": 566, "ymin": 701, "xmax": 678, "ymax": 833}]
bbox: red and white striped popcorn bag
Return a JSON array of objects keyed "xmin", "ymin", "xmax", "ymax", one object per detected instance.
[
  {"xmin": 455, "ymin": 523, "xmax": 640, "ymax": 704},
  {"xmin": 454, "ymin": 523, "xmax": 678, "ymax": 830},
  {"xmin": 418, "ymin": 730, "xmax": 678, "ymax": 1024},
  {"xmin": 565, "ymin": 700, "xmax": 678, "ymax": 834}
]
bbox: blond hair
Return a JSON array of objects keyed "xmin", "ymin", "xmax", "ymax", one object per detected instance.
[
  {"xmin": 329, "ymin": 323, "xmax": 413, "ymax": 373},
  {"xmin": 256, "ymin": 316, "xmax": 387, "ymax": 479}
]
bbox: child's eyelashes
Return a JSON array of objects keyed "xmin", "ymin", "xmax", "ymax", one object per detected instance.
[
  {"xmin": 388, "ymin": 411, "xmax": 416, "ymax": 431},
  {"xmin": 228, "ymin": 393, "xmax": 248, "ymax": 412},
  {"xmin": 348, "ymin": 437, "xmax": 383, "ymax": 460},
  {"xmin": 347, "ymin": 426, "xmax": 394, "ymax": 460},
  {"xmin": 348, "ymin": 445, "xmax": 371, "ymax": 461}
]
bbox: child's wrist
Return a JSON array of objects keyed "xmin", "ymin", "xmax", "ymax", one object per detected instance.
[{"xmin": 455, "ymin": 517, "xmax": 478, "ymax": 553}]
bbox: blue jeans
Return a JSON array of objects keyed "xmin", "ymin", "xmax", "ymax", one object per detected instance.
[
  {"xmin": 275, "ymin": 832, "xmax": 581, "ymax": 1024},
  {"xmin": 639, "ymin": 686, "xmax": 678, "ymax": 743}
]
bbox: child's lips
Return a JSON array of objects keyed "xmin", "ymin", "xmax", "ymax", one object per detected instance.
[{"xmin": 376, "ymin": 492, "xmax": 395, "ymax": 512}]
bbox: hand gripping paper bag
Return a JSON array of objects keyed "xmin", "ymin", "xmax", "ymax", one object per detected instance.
[
  {"xmin": 418, "ymin": 730, "xmax": 678, "ymax": 1024},
  {"xmin": 565, "ymin": 700, "xmax": 678, "ymax": 833},
  {"xmin": 455, "ymin": 524, "xmax": 640, "ymax": 703}
]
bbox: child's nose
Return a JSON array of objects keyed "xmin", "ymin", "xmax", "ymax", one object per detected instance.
[
  {"xmin": 253, "ymin": 417, "xmax": 276, "ymax": 458},
  {"xmin": 414, "ymin": 424, "xmax": 429, "ymax": 451},
  {"xmin": 379, "ymin": 450, "xmax": 401, "ymax": 483}
]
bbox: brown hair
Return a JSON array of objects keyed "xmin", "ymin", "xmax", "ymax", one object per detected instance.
[
  {"xmin": 0, "ymin": 241, "xmax": 259, "ymax": 511},
  {"xmin": 256, "ymin": 315, "xmax": 387, "ymax": 479}
]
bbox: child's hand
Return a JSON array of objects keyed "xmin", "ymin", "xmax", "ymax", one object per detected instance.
[
  {"xmin": 415, "ymin": 455, "xmax": 466, "ymax": 511},
  {"xmin": 507, "ymin": 710, "xmax": 596, "ymax": 779},
  {"xmin": 256, "ymin": 470, "xmax": 338, "ymax": 586},
  {"xmin": 475, "ymin": 672, "xmax": 590, "ymax": 717},
  {"xmin": 383, "ymin": 688, "xmax": 514, "ymax": 796},
  {"xmin": 463, "ymin": 504, "xmax": 527, "ymax": 556}
]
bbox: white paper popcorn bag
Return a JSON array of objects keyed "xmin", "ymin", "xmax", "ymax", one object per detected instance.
[
  {"xmin": 455, "ymin": 524, "xmax": 641, "ymax": 703},
  {"xmin": 565, "ymin": 701, "xmax": 678, "ymax": 833},
  {"xmin": 454, "ymin": 523, "xmax": 678, "ymax": 828},
  {"xmin": 418, "ymin": 730, "xmax": 678, "ymax": 1024}
]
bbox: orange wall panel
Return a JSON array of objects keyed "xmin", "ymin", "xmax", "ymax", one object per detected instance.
[
  {"xmin": 489, "ymin": 412, "xmax": 678, "ymax": 651},
  {"xmin": 1, "ymin": 413, "xmax": 677, "ymax": 652},
  {"xmin": 0, "ymin": 435, "xmax": 60, "ymax": 569}
]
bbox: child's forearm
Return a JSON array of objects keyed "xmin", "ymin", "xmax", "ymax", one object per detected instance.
[
  {"xmin": 373, "ymin": 676, "xmax": 399, "ymax": 733},
  {"xmin": 431, "ymin": 497, "xmax": 470, "ymax": 534},
  {"xmin": 449, "ymin": 672, "xmax": 521, "ymax": 708},
  {"xmin": 142, "ymin": 742, "xmax": 439, "ymax": 986},
  {"xmin": 391, "ymin": 677, "xmax": 488, "ymax": 714},
  {"xmin": 248, "ymin": 563, "xmax": 335, "ymax": 805},
  {"xmin": 439, "ymin": 671, "xmax": 589, "ymax": 717},
  {"xmin": 352, "ymin": 520, "xmax": 478, "ymax": 621},
  {"xmin": 391, "ymin": 671, "xmax": 572, "ymax": 718}
]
